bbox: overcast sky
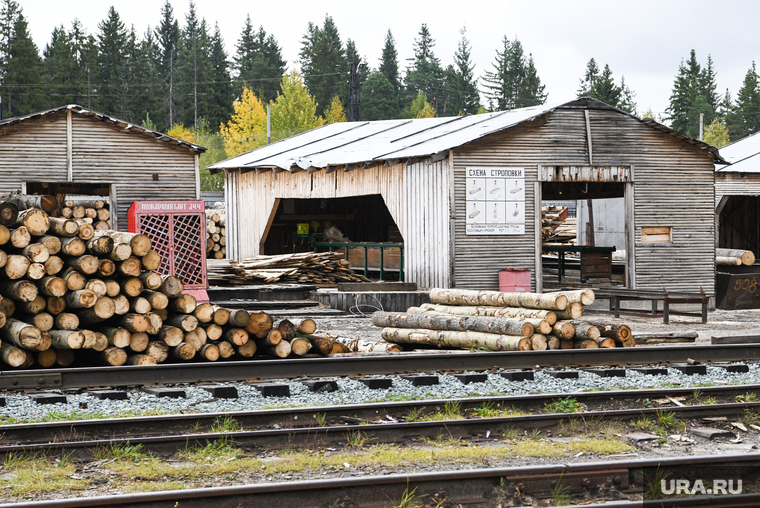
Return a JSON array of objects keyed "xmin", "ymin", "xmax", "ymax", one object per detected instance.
[{"xmin": 21, "ymin": 0, "xmax": 760, "ymax": 119}]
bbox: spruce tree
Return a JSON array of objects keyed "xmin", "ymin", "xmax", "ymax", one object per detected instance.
[
  {"xmin": 362, "ymin": 70, "xmax": 397, "ymax": 120},
  {"xmin": 154, "ymin": 0, "xmax": 180, "ymax": 129},
  {"xmin": 667, "ymin": 50, "xmax": 719, "ymax": 138},
  {"xmin": 208, "ymin": 23, "xmax": 233, "ymax": 129},
  {"xmin": 2, "ymin": 12, "xmax": 43, "ymax": 116},
  {"xmin": 719, "ymin": 88, "xmax": 742, "ymax": 141},
  {"xmin": 95, "ymin": 6, "xmax": 128, "ymax": 116},
  {"xmin": 299, "ymin": 15, "xmax": 347, "ymax": 117},
  {"xmin": 176, "ymin": 3, "xmax": 212, "ymax": 130},
  {"xmin": 69, "ymin": 19, "xmax": 98, "ymax": 109},
  {"xmin": 483, "ymin": 36, "xmax": 545, "ymax": 110},
  {"xmin": 125, "ymin": 27, "xmax": 160, "ymax": 124},
  {"xmin": 404, "ymin": 24, "xmax": 444, "ymax": 115},
  {"xmin": 576, "ymin": 59, "xmax": 633, "ymax": 112},
  {"xmin": 445, "ymin": 27, "xmax": 479, "ymax": 115},
  {"xmin": 378, "ymin": 29, "xmax": 400, "ymax": 114},
  {"xmin": 43, "ymin": 25, "xmax": 78, "ymax": 107},
  {"xmin": 736, "ymin": 62, "xmax": 760, "ymax": 137},
  {"xmin": 234, "ymin": 19, "xmax": 286, "ymax": 103}
]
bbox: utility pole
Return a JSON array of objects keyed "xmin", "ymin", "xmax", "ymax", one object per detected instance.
[
  {"xmin": 347, "ymin": 53, "xmax": 364, "ymax": 122},
  {"xmin": 267, "ymin": 104, "xmax": 271, "ymax": 144},
  {"xmin": 699, "ymin": 112, "xmax": 704, "ymax": 141}
]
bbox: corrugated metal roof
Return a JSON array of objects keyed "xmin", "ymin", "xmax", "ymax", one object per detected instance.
[
  {"xmin": 0, "ymin": 104, "xmax": 206, "ymax": 153},
  {"xmin": 716, "ymin": 131, "xmax": 760, "ymax": 173},
  {"xmin": 208, "ymin": 98, "xmax": 724, "ymax": 172}
]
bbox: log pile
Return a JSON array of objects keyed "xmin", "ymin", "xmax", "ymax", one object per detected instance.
[
  {"xmin": 205, "ymin": 208, "xmax": 226, "ymax": 260},
  {"xmin": 716, "ymin": 248, "xmax": 755, "ymax": 266},
  {"xmin": 375, "ymin": 287, "xmax": 635, "ymax": 351},
  {"xmin": 207, "ymin": 252, "xmax": 371, "ymax": 286},
  {"xmin": 57, "ymin": 200, "xmax": 111, "ymax": 231}
]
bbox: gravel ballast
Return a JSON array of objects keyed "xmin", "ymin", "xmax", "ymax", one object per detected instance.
[{"xmin": 1, "ymin": 363, "xmax": 757, "ymax": 422}]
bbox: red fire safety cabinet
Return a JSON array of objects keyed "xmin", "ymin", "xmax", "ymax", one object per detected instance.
[{"xmin": 128, "ymin": 200, "xmax": 208, "ymax": 302}]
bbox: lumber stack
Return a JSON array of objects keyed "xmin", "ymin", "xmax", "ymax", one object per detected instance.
[
  {"xmin": 375, "ymin": 287, "xmax": 635, "ymax": 351},
  {"xmin": 542, "ymin": 206, "xmax": 576, "ymax": 245},
  {"xmin": 716, "ymin": 248, "xmax": 755, "ymax": 266},
  {"xmin": 205, "ymin": 208, "xmax": 226, "ymax": 260},
  {"xmin": 206, "ymin": 251, "xmax": 371, "ymax": 286}
]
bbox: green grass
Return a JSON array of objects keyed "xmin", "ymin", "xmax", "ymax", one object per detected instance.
[
  {"xmin": 210, "ymin": 416, "xmax": 242, "ymax": 434},
  {"xmin": 93, "ymin": 442, "xmax": 149, "ymax": 461},
  {"xmin": 544, "ymin": 397, "xmax": 584, "ymax": 414}
]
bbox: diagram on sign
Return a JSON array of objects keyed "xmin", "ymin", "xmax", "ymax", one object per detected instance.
[{"xmin": 465, "ymin": 167, "xmax": 525, "ymax": 235}]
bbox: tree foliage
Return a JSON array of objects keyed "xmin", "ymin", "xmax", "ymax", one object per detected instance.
[
  {"xmin": 299, "ymin": 15, "xmax": 346, "ymax": 117},
  {"xmin": 362, "ymin": 71, "xmax": 398, "ymax": 120},
  {"xmin": 2, "ymin": 11, "xmax": 43, "ymax": 116},
  {"xmin": 703, "ymin": 117, "xmax": 730, "ymax": 148},
  {"xmin": 482, "ymin": 36, "xmax": 546, "ymax": 111},
  {"xmin": 234, "ymin": 16, "xmax": 285, "ymax": 103},
  {"xmin": 219, "ymin": 85, "xmax": 267, "ymax": 157},
  {"xmin": 270, "ymin": 70, "xmax": 324, "ymax": 140},
  {"xmin": 734, "ymin": 62, "xmax": 760, "ymax": 138},
  {"xmin": 403, "ymin": 91, "xmax": 436, "ymax": 119},
  {"xmin": 667, "ymin": 50, "xmax": 719, "ymax": 138},
  {"xmin": 577, "ymin": 58, "xmax": 636, "ymax": 113},
  {"xmin": 324, "ymin": 96, "xmax": 346, "ymax": 124},
  {"xmin": 404, "ymin": 24, "xmax": 444, "ymax": 115},
  {"xmin": 445, "ymin": 27, "xmax": 480, "ymax": 115}
]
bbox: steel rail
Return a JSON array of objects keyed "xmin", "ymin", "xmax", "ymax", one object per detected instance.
[
  {"xmin": 4, "ymin": 383, "xmax": 760, "ymax": 447},
  {"xmin": 4, "ymin": 401, "xmax": 760, "ymax": 459},
  {"xmin": 4, "ymin": 453, "xmax": 760, "ymax": 507},
  {"xmin": 2, "ymin": 344, "xmax": 760, "ymax": 390}
]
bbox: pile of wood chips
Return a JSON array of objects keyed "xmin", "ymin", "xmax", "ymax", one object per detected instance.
[
  {"xmin": 375, "ymin": 288, "xmax": 634, "ymax": 352},
  {"xmin": 207, "ymin": 251, "xmax": 370, "ymax": 286}
]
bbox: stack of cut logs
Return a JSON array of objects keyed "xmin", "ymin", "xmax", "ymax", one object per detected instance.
[
  {"xmin": 375, "ymin": 288, "xmax": 634, "ymax": 351},
  {"xmin": 206, "ymin": 208, "xmax": 226, "ymax": 259},
  {"xmin": 57, "ymin": 199, "xmax": 111, "ymax": 231},
  {"xmin": 716, "ymin": 248, "xmax": 755, "ymax": 266},
  {"xmin": 0, "ymin": 197, "xmax": 388, "ymax": 368}
]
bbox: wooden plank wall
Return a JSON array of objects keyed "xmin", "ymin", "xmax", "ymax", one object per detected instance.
[
  {"xmin": 716, "ymin": 172, "xmax": 760, "ymax": 203},
  {"xmin": 70, "ymin": 115, "xmax": 198, "ymax": 227},
  {"xmin": 403, "ymin": 160, "xmax": 451, "ymax": 289},
  {"xmin": 0, "ymin": 112, "xmax": 199, "ymax": 228},
  {"xmin": 0, "ymin": 115, "xmax": 68, "ymax": 186},
  {"xmin": 453, "ymin": 106, "xmax": 716, "ymax": 295},
  {"xmin": 232, "ymin": 164, "xmax": 405, "ymax": 259}
]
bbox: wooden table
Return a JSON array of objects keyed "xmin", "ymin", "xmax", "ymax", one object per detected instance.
[
  {"xmin": 590, "ymin": 288, "xmax": 709, "ymax": 324},
  {"xmin": 542, "ymin": 245, "xmax": 616, "ymax": 282}
]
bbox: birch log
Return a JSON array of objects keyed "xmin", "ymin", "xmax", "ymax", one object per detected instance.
[
  {"xmin": 371, "ymin": 311, "xmax": 534, "ymax": 337},
  {"xmin": 429, "ymin": 288, "xmax": 568, "ymax": 310},
  {"xmin": 415, "ymin": 304, "xmax": 558, "ymax": 325},
  {"xmin": 382, "ymin": 327, "xmax": 531, "ymax": 351}
]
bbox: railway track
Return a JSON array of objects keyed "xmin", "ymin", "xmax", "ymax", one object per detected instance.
[
  {"xmin": 3, "ymin": 453, "xmax": 760, "ymax": 507},
  {"xmin": 3, "ymin": 343, "xmax": 760, "ymax": 390},
  {"xmin": 3, "ymin": 384, "xmax": 759, "ymax": 459}
]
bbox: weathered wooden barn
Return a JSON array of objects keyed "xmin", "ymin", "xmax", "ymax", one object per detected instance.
[
  {"xmin": 0, "ymin": 105, "xmax": 205, "ymax": 229},
  {"xmin": 209, "ymin": 98, "xmax": 722, "ymax": 294},
  {"xmin": 715, "ymin": 132, "xmax": 760, "ymax": 256}
]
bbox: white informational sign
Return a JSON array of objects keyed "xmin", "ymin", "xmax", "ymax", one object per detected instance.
[{"xmin": 465, "ymin": 166, "xmax": 525, "ymax": 235}]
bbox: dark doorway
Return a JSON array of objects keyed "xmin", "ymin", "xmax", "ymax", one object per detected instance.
[{"xmin": 719, "ymin": 195, "xmax": 760, "ymax": 256}]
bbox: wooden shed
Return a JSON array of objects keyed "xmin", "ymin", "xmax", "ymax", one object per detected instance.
[
  {"xmin": 715, "ymin": 132, "xmax": 760, "ymax": 256},
  {"xmin": 0, "ymin": 105, "xmax": 205, "ymax": 229},
  {"xmin": 210, "ymin": 98, "xmax": 722, "ymax": 294}
]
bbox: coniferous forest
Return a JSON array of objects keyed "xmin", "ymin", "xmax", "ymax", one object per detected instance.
[{"xmin": 1, "ymin": 0, "xmax": 760, "ymax": 183}]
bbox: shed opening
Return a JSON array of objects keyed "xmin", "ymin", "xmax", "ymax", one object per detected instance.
[
  {"xmin": 541, "ymin": 181, "xmax": 627, "ymax": 289},
  {"xmin": 261, "ymin": 195, "xmax": 403, "ymax": 280},
  {"xmin": 25, "ymin": 181, "xmax": 114, "ymax": 229},
  {"xmin": 718, "ymin": 195, "xmax": 760, "ymax": 258}
]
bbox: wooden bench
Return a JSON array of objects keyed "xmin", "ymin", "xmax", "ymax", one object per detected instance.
[{"xmin": 588, "ymin": 288, "xmax": 709, "ymax": 324}]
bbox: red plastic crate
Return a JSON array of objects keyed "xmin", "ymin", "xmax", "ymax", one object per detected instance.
[
  {"xmin": 499, "ymin": 268, "xmax": 531, "ymax": 292},
  {"xmin": 128, "ymin": 201, "xmax": 208, "ymax": 299}
]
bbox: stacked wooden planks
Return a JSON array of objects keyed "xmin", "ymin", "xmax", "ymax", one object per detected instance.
[
  {"xmin": 542, "ymin": 206, "xmax": 576, "ymax": 245},
  {"xmin": 206, "ymin": 252, "xmax": 371, "ymax": 286},
  {"xmin": 376, "ymin": 288, "xmax": 635, "ymax": 351},
  {"xmin": 205, "ymin": 208, "xmax": 226, "ymax": 259}
]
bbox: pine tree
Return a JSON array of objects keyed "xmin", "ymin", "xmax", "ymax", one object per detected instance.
[
  {"xmin": 736, "ymin": 62, "xmax": 760, "ymax": 137},
  {"xmin": 445, "ymin": 27, "xmax": 479, "ymax": 115},
  {"xmin": 379, "ymin": 29, "xmax": 399, "ymax": 91},
  {"xmin": 299, "ymin": 15, "xmax": 347, "ymax": 117},
  {"xmin": 576, "ymin": 59, "xmax": 633, "ymax": 112},
  {"xmin": 154, "ymin": 0, "xmax": 180, "ymax": 129},
  {"xmin": 234, "ymin": 16, "xmax": 286, "ymax": 101},
  {"xmin": 483, "ymin": 36, "xmax": 545, "ymax": 110},
  {"xmin": 2, "ymin": 11, "xmax": 43, "ymax": 116},
  {"xmin": 577, "ymin": 58, "xmax": 599, "ymax": 97},
  {"xmin": 719, "ymin": 88, "xmax": 742, "ymax": 141},
  {"xmin": 362, "ymin": 70, "xmax": 398, "ymax": 120},
  {"xmin": 95, "ymin": 6, "xmax": 128, "ymax": 116},
  {"xmin": 0, "ymin": 0, "xmax": 20, "ymax": 78},
  {"xmin": 378, "ymin": 29, "xmax": 400, "ymax": 115},
  {"xmin": 404, "ymin": 24, "xmax": 444, "ymax": 115},
  {"xmin": 208, "ymin": 23, "xmax": 233, "ymax": 129},
  {"xmin": 69, "ymin": 19, "xmax": 98, "ymax": 109},
  {"xmin": 125, "ymin": 26, "xmax": 160, "ymax": 123}
]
